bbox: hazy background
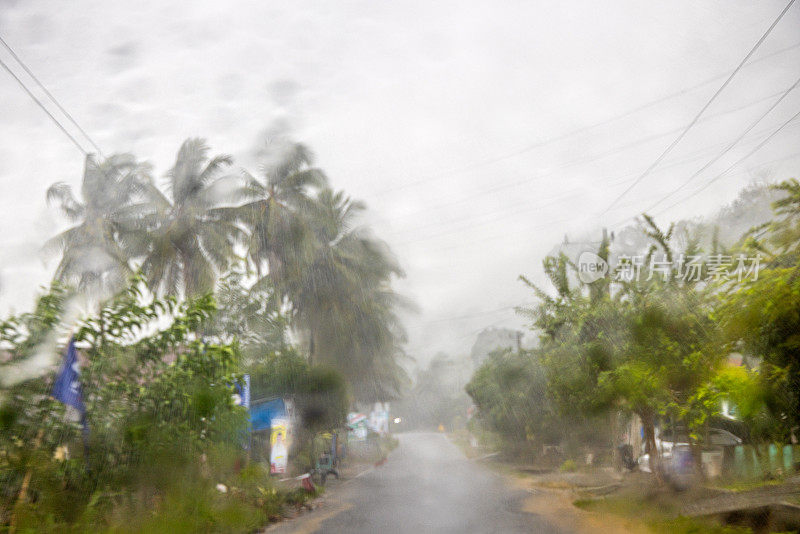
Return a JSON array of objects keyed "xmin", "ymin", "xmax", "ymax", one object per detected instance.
[{"xmin": 1, "ymin": 0, "xmax": 798, "ymax": 364}]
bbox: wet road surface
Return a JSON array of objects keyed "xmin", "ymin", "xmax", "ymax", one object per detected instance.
[{"xmin": 274, "ymin": 432, "xmax": 565, "ymax": 534}]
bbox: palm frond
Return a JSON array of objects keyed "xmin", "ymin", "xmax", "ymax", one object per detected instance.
[{"xmin": 46, "ymin": 182, "xmax": 85, "ymax": 221}]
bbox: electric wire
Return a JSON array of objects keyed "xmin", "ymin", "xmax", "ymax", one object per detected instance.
[
  {"xmin": 601, "ymin": 0, "xmax": 797, "ymax": 214},
  {"xmin": 600, "ymin": 111, "xmax": 800, "ymax": 232},
  {"xmin": 0, "ymin": 56, "xmax": 88, "ymax": 156},
  {"xmin": 383, "ymin": 86, "xmax": 793, "ymax": 231},
  {"xmin": 0, "ymin": 34, "xmax": 103, "ymax": 156},
  {"xmin": 394, "ymin": 118, "xmax": 800, "ymax": 246},
  {"xmin": 651, "ymin": 108, "xmax": 800, "ymax": 219},
  {"xmin": 370, "ymin": 40, "xmax": 800, "ymax": 199},
  {"xmin": 639, "ymin": 74, "xmax": 800, "ymax": 215},
  {"xmin": 402, "ymin": 148, "xmax": 800, "ymax": 255}
]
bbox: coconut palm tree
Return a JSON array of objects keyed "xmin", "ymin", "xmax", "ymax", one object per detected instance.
[
  {"xmin": 231, "ymin": 141, "xmax": 327, "ymax": 284},
  {"xmin": 293, "ymin": 188, "xmax": 411, "ymax": 400},
  {"xmin": 229, "ymin": 140, "xmax": 409, "ymax": 399},
  {"xmin": 133, "ymin": 138, "xmax": 245, "ymax": 297},
  {"xmin": 44, "ymin": 153, "xmax": 154, "ymax": 294}
]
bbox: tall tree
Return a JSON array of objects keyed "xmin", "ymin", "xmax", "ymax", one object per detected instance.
[
  {"xmin": 134, "ymin": 138, "xmax": 244, "ymax": 297},
  {"xmin": 232, "ymin": 141, "xmax": 327, "ymax": 283},
  {"xmin": 45, "ymin": 154, "xmax": 153, "ymax": 294},
  {"xmin": 295, "ymin": 188, "xmax": 410, "ymax": 400},
  {"xmin": 228, "ymin": 142, "xmax": 409, "ymax": 399}
]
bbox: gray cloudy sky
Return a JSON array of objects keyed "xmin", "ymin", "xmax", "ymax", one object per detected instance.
[{"xmin": 0, "ymin": 1, "xmax": 798, "ymax": 364}]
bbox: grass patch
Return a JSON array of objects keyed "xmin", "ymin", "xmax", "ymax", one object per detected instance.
[
  {"xmin": 559, "ymin": 459, "xmax": 577, "ymax": 472},
  {"xmin": 713, "ymin": 476, "xmax": 785, "ymax": 493},
  {"xmin": 573, "ymin": 495, "xmax": 753, "ymax": 534},
  {"xmin": 572, "ymin": 497, "xmax": 596, "ymax": 509}
]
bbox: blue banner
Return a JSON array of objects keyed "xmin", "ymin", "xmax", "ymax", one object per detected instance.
[
  {"xmin": 250, "ymin": 398, "xmax": 286, "ymax": 433},
  {"xmin": 52, "ymin": 337, "xmax": 89, "ymax": 442},
  {"xmin": 52, "ymin": 338, "xmax": 85, "ymax": 414}
]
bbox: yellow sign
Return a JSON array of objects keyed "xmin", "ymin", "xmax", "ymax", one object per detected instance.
[{"xmin": 270, "ymin": 418, "xmax": 289, "ymax": 474}]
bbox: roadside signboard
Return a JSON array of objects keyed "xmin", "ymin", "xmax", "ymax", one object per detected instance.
[
  {"xmin": 270, "ymin": 417, "xmax": 289, "ymax": 474},
  {"xmin": 347, "ymin": 412, "xmax": 368, "ymax": 442}
]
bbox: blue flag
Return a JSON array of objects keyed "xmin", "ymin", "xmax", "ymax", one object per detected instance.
[{"xmin": 52, "ymin": 338, "xmax": 85, "ymax": 415}]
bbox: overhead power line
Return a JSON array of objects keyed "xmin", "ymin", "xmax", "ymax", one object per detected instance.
[
  {"xmin": 601, "ymin": 0, "xmax": 797, "ymax": 214},
  {"xmin": 0, "ymin": 56, "xmax": 87, "ymax": 156},
  {"xmin": 0, "ymin": 34, "xmax": 103, "ymax": 156},
  {"xmin": 640, "ymin": 75, "xmax": 800, "ymax": 215},
  {"xmin": 370, "ymin": 40, "xmax": 800, "ymax": 199},
  {"xmin": 401, "ymin": 146, "xmax": 800, "ymax": 254},
  {"xmin": 608, "ymin": 149, "xmax": 800, "ymax": 212},
  {"xmin": 602, "ymin": 110, "xmax": 800, "ymax": 230},
  {"xmin": 652, "ymin": 108, "xmax": 800, "ymax": 218},
  {"xmin": 393, "ymin": 116, "xmax": 799, "ymax": 245},
  {"xmin": 386, "ymin": 86, "xmax": 791, "ymax": 233}
]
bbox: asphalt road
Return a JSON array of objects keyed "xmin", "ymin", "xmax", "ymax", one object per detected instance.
[{"xmin": 275, "ymin": 432, "xmax": 565, "ymax": 534}]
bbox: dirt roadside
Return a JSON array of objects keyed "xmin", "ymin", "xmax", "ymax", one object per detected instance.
[{"xmin": 499, "ymin": 468, "xmax": 648, "ymax": 534}]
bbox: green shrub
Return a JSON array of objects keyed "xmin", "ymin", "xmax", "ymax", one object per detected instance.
[
  {"xmin": 0, "ymin": 282, "xmax": 308, "ymax": 532},
  {"xmin": 559, "ymin": 459, "xmax": 577, "ymax": 472}
]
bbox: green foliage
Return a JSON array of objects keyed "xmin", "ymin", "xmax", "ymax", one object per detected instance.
[
  {"xmin": 559, "ymin": 459, "xmax": 577, "ymax": 472},
  {"xmin": 0, "ymin": 282, "xmax": 70, "ymax": 362},
  {"xmin": 494, "ymin": 179, "xmax": 800, "ymax": 475},
  {"xmin": 134, "ymin": 138, "xmax": 245, "ymax": 298},
  {"xmin": 0, "ymin": 278, "xmax": 292, "ymax": 532},
  {"xmin": 465, "ymin": 181, "xmax": 800, "ymax": 474},
  {"xmin": 208, "ymin": 268, "xmax": 289, "ymax": 362},
  {"xmin": 717, "ymin": 178, "xmax": 800, "ymax": 441},
  {"xmin": 284, "ymin": 186, "xmax": 411, "ymax": 402},
  {"xmin": 44, "ymin": 154, "xmax": 155, "ymax": 295},
  {"xmin": 513, "ymin": 217, "xmax": 731, "ymax": 472},
  {"xmin": 466, "ymin": 349, "xmax": 560, "ymax": 452}
]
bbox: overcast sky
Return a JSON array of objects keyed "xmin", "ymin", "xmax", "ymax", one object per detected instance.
[{"xmin": 0, "ymin": 0, "xmax": 798, "ymax": 365}]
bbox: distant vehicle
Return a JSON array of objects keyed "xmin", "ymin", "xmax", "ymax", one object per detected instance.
[{"xmin": 638, "ymin": 427, "xmax": 742, "ymax": 473}]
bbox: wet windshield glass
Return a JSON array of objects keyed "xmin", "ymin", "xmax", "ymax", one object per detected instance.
[{"xmin": 1, "ymin": 2, "xmax": 800, "ymax": 533}]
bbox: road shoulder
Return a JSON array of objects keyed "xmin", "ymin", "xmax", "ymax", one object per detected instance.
[{"xmin": 502, "ymin": 470, "xmax": 647, "ymax": 534}]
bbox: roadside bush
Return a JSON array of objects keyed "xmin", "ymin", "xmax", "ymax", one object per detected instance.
[{"xmin": 0, "ymin": 281, "xmax": 294, "ymax": 532}]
